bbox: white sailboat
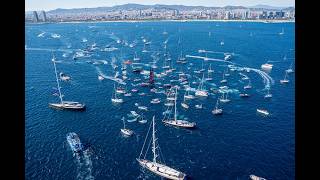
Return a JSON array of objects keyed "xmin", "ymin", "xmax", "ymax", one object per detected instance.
[
  {"xmin": 163, "ymin": 88, "xmax": 196, "ymax": 128},
  {"xmin": 195, "ymin": 74, "xmax": 208, "ymax": 97},
  {"xmin": 120, "ymin": 117, "xmax": 133, "ymax": 136},
  {"xmin": 208, "ymin": 64, "xmax": 214, "ymax": 73},
  {"xmin": 184, "ymin": 86, "xmax": 195, "ymax": 100},
  {"xmin": 280, "ymin": 71, "xmax": 289, "ymax": 84},
  {"xmin": 133, "ymin": 52, "xmax": 140, "ymax": 61},
  {"xmin": 212, "ymin": 99, "xmax": 223, "ymax": 115},
  {"xmin": 244, "ymin": 81, "xmax": 252, "ymax": 89},
  {"xmin": 250, "ymin": 174, "xmax": 267, "ymax": 180},
  {"xmin": 220, "ymin": 71, "xmax": 227, "ymax": 83},
  {"xmin": 257, "ymin": 109, "xmax": 269, "ymax": 116},
  {"xmin": 279, "ymin": 28, "xmax": 284, "ymax": 35},
  {"xmin": 285, "ymin": 61, "xmax": 294, "ymax": 73},
  {"xmin": 49, "ymin": 54, "xmax": 85, "ymax": 110},
  {"xmin": 219, "ymin": 92, "xmax": 230, "ymax": 103},
  {"xmin": 264, "ymin": 89, "xmax": 272, "ymax": 98},
  {"xmin": 206, "ymin": 65, "xmax": 213, "ymax": 81},
  {"xmin": 181, "ymin": 92, "xmax": 189, "ymax": 109},
  {"xmin": 137, "ymin": 116, "xmax": 187, "ymax": 180},
  {"xmin": 111, "ymin": 84, "xmax": 124, "ymax": 103}
]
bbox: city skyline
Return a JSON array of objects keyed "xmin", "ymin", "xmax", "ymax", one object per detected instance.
[{"xmin": 26, "ymin": 0, "xmax": 295, "ymax": 11}]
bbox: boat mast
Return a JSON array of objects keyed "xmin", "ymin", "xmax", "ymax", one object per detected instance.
[
  {"xmin": 174, "ymin": 88, "xmax": 177, "ymax": 122},
  {"xmin": 122, "ymin": 117, "xmax": 125, "ymax": 129},
  {"xmin": 152, "ymin": 116, "xmax": 157, "ymax": 163},
  {"xmin": 52, "ymin": 54, "xmax": 63, "ymax": 104}
]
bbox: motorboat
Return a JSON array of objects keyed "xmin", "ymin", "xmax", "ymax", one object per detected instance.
[
  {"xmin": 250, "ymin": 174, "xmax": 267, "ymax": 180},
  {"xmin": 66, "ymin": 132, "xmax": 83, "ymax": 153},
  {"xmin": 257, "ymin": 109, "xmax": 269, "ymax": 115},
  {"xmin": 151, "ymin": 98, "xmax": 161, "ymax": 104},
  {"xmin": 261, "ymin": 63, "xmax": 273, "ymax": 70}
]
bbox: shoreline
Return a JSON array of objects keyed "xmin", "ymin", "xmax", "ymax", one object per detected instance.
[{"xmin": 26, "ymin": 19, "xmax": 295, "ymax": 25}]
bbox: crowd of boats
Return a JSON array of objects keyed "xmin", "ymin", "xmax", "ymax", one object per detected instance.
[{"xmin": 47, "ymin": 28, "xmax": 294, "ymax": 180}]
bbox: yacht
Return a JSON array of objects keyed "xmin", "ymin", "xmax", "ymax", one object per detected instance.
[
  {"xmin": 163, "ymin": 88, "xmax": 196, "ymax": 128},
  {"xmin": 137, "ymin": 116, "xmax": 187, "ymax": 180},
  {"xmin": 219, "ymin": 92, "xmax": 230, "ymax": 103},
  {"xmin": 49, "ymin": 55, "xmax": 85, "ymax": 110},
  {"xmin": 111, "ymin": 85, "xmax": 124, "ymax": 103}
]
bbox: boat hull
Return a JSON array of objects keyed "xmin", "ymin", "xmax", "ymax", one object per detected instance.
[
  {"xmin": 163, "ymin": 120, "xmax": 196, "ymax": 128},
  {"xmin": 49, "ymin": 103, "xmax": 86, "ymax": 111},
  {"xmin": 137, "ymin": 159, "xmax": 186, "ymax": 180}
]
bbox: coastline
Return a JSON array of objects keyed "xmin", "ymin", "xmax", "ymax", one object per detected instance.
[{"xmin": 26, "ymin": 19, "xmax": 295, "ymax": 25}]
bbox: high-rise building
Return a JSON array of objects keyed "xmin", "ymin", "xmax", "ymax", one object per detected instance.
[
  {"xmin": 41, "ymin": 11, "xmax": 47, "ymax": 22},
  {"xmin": 33, "ymin": 11, "xmax": 39, "ymax": 22}
]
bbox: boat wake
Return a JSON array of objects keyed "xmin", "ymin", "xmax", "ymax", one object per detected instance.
[{"xmin": 74, "ymin": 149, "xmax": 95, "ymax": 180}]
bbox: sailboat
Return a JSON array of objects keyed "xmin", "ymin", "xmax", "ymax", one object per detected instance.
[
  {"xmin": 142, "ymin": 43, "xmax": 147, "ymax": 53},
  {"xmin": 264, "ymin": 88, "xmax": 272, "ymax": 98},
  {"xmin": 280, "ymin": 71, "xmax": 289, "ymax": 84},
  {"xmin": 111, "ymin": 84, "xmax": 124, "ymax": 103},
  {"xmin": 279, "ymin": 28, "xmax": 284, "ymax": 35},
  {"xmin": 219, "ymin": 92, "xmax": 230, "ymax": 103},
  {"xmin": 120, "ymin": 117, "xmax": 133, "ymax": 136},
  {"xmin": 244, "ymin": 81, "xmax": 252, "ymax": 89},
  {"xmin": 212, "ymin": 99, "xmax": 223, "ymax": 115},
  {"xmin": 208, "ymin": 64, "xmax": 214, "ymax": 73},
  {"xmin": 195, "ymin": 74, "xmax": 208, "ymax": 97},
  {"xmin": 163, "ymin": 88, "xmax": 196, "ymax": 128},
  {"xmin": 181, "ymin": 92, "xmax": 189, "ymax": 109},
  {"xmin": 184, "ymin": 86, "xmax": 195, "ymax": 100},
  {"xmin": 199, "ymin": 61, "xmax": 205, "ymax": 72},
  {"xmin": 205, "ymin": 68, "xmax": 213, "ymax": 81},
  {"xmin": 204, "ymin": 53, "xmax": 209, "ymax": 61},
  {"xmin": 137, "ymin": 116, "xmax": 187, "ymax": 180},
  {"xmin": 49, "ymin": 54, "xmax": 85, "ymax": 110},
  {"xmin": 285, "ymin": 61, "xmax": 294, "ymax": 73},
  {"xmin": 220, "ymin": 71, "xmax": 227, "ymax": 83},
  {"xmin": 133, "ymin": 52, "xmax": 140, "ymax": 61},
  {"xmin": 177, "ymin": 51, "xmax": 187, "ymax": 64}
]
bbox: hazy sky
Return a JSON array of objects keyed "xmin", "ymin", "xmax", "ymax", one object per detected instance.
[{"xmin": 25, "ymin": 0, "xmax": 295, "ymax": 11}]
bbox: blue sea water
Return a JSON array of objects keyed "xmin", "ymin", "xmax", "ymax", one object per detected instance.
[{"xmin": 25, "ymin": 21, "xmax": 295, "ymax": 180}]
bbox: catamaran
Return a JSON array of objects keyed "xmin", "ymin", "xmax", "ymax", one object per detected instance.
[
  {"xmin": 195, "ymin": 74, "xmax": 208, "ymax": 97},
  {"xmin": 120, "ymin": 117, "xmax": 133, "ymax": 136},
  {"xmin": 280, "ymin": 71, "xmax": 289, "ymax": 84},
  {"xmin": 137, "ymin": 116, "xmax": 187, "ymax": 180},
  {"xmin": 163, "ymin": 88, "xmax": 196, "ymax": 128},
  {"xmin": 49, "ymin": 55, "xmax": 85, "ymax": 110},
  {"xmin": 212, "ymin": 99, "xmax": 223, "ymax": 115}
]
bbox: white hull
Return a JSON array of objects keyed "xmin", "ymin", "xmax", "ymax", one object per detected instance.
[
  {"xmin": 121, "ymin": 129, "xmax": 133, "ymax": 136},
  {"xmin": 184, "ymin": 95, "xmax": 195, "ymax": 100},
  {"xmin": 195, "ymin": 90, "xmax": 208, "ymax": 97},
  {"xmin": 181, "ymin": 103, "xmax": 189, "ymax": 109},
  {"xmin": 212, "ymin": 109, "xmax": 223, "ymax": 115},
  {"xmin": 111, "ymin": 98, "xmax": 123, "ymax": 103},
  {"xmin": 257, "ymin": 109, "xmax": 269, "ymax": 115},
  {"xmin": 280, "ymin": 79, "xmax": 289, "ymax": 84},
  {"xmin": 137, "ymin": 159, "xmax": 186, "ymax": 180},
  {"xmin": 49, "ymin": 102, "xmax": 85, "ymax": 110},
  {"xmin": 163, "ymin": 120, "xmax": 196, "ymax": 128}
]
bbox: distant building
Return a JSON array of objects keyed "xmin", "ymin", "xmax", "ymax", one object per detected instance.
[
  {"xmin": 33, "ymin": 11, "xmax": 39, "ymax": 22},
  {"xmin": 275, "ymin": 11, "xmax": 285, "ymax": 18},
  {"xmin": 41, "ymin": 11, "xmax": 47, "ymax": 21}
]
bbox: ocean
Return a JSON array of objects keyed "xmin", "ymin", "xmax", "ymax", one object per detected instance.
[{"xmin": 25, "ymin": 21, "xmax": 295, "ymax": 180}]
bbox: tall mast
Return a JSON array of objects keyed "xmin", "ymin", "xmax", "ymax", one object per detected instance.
[
  {"xmin": 122, "ymin": 117, "xmax": 125, "ymax": 129},
  {"xmin": 152, "ymin": 116, "xmax": 157, "ymax": 163},
  {"xmin": 174, "ymin": 88, "xmax": 178, "ymax": 121},
  {"xmin": 52, "ymin": 54, "xmax": 63, "ymax": 104}
]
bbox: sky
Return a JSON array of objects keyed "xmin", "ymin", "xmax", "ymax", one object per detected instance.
[{"xmin": 25, "ymin": 0, "xmax": 295, "ymax": 11}]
